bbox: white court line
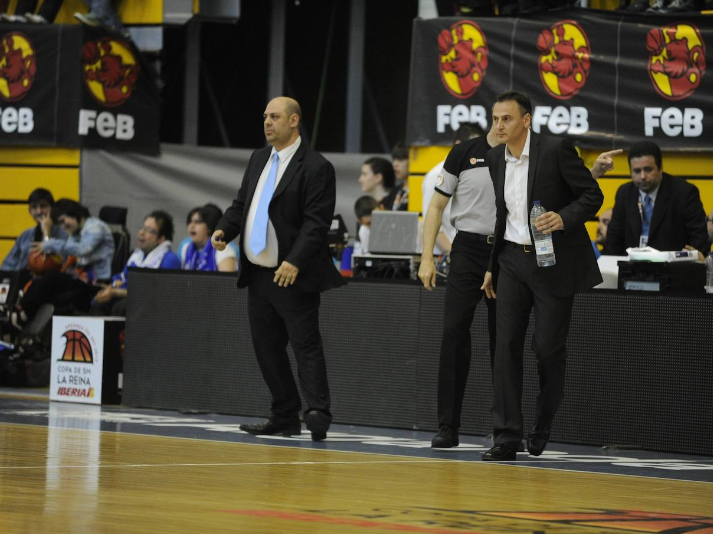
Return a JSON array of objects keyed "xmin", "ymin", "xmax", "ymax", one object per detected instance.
[{"xmin": 0, "ymin": 459, "xmax": 448, "ymax": 470}]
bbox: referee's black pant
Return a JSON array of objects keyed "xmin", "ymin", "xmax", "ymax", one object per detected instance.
[{"xmin": 437, "ymin": 231, "xmax": 496, "ymax": 429}]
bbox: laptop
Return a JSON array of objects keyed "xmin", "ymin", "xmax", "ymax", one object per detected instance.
[{"xmin": 368, "ymin": 211, "xmax": 422, "ymax": 255}]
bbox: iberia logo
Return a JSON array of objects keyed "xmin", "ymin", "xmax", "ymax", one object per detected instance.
[
  {"xmin": 646, "ymin": 24, "xmax": 706, "ymax": 100},
  {"xmin": 0, "ymin": 32, "xmax": 37, "ymax": 102},
  {"xmin": 59, "ymin": 329, "xmax": 94, "ymax": 363},
  {"xmin": 81, "ymin": 38, "xmax": 139, "ymax": 107},
  {"xmin": 537, "ymin": 21, "xmax": 591, "ymax": 100},
  {"xmin": 438, "ymin": 21, "xmax": 488, "ymax": 99}
]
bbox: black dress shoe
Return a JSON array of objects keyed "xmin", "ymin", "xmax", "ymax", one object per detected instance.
[
  {"xmin": 482, "ymin": 444, "xmax": 518, "ymax": 461},
  {"xmin": 239, "ymin": 419, "xmax": 301, "ymax": 436},
  {"xmin": 527, "ymin": 427, "xmax": 551, "ymax": 456},
  {"xmin": 304, "ymin": 410, "xmax": 329, "ymax": 441},
  {"xmin": 431, "ymin": 425, "xmax": 459, "ymax": 448}
]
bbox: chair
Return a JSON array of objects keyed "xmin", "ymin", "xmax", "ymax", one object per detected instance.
[{"xmin": 99, "ymin": 206, "xmax": 131, "ymax": 276}]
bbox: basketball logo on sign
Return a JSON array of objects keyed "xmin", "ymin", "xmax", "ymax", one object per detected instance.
[{"xmin": 60, "ymin": 330, "xmax": 94, "ymax": 363}]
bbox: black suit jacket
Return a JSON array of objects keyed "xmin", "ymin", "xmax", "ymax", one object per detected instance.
[
  {"xmin": 216, "ymin": 141, "xmax": 345, "ymax": 293},
  {"xmin": 486, "ymin": 132, "xmax": 604, "ymax": 297},
  {"xmin": 604, "ymin": 173, "xmax": 709, "ymax": 256}
]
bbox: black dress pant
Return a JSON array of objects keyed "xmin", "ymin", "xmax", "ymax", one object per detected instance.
[
  {"xmin": 20, "ymin": 271, "xmax": 94, "ymax": 318},
  {"xmin": 247, "ymin": 265, "xmax": 332, "ymax": 424},
  {"xmin": 493, "ymin": 242, "xmax": 574, "ymax": 446},
  {"xmin": 437, "ymin": 232, "xmax": 496, "ymax": 428}
]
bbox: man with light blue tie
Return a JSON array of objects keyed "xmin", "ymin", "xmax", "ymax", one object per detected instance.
[
  {"xmin": 604, "ymin": 141, "xmax": 708, "ymax": 257},
  {"xmin": 212, "ymin": 96, "xmax": 344, "ymax": 441}
]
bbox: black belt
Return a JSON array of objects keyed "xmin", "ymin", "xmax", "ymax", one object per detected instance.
[
  {"xmin": 458, "ymin": 231, "xmax": 494, "ymax": 244},
  {"xmin": 504, "ymin": 240, "xmax": 533, "ymax": 253}
]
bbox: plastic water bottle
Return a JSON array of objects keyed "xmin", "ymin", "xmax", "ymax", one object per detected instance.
[
  {"xmin": 530, "ymin": 201, "xmax": 556, "ymax": 267},
  {"xmin": 706, "ymin": 253, "xmax": 713, "ymax": 293}
]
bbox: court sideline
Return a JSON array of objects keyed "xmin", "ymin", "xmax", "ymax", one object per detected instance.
[{"xmin": 0, "ymin": 392, "xmax": 711, "ymax": 534}]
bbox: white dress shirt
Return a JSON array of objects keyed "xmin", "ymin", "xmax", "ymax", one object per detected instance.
[
  {"xmin": 244, "ymin": 136, "xmax": 302, "ymax": 267},
  {"xmin": 503, "ymin": 129, "xmax": 532, "ymax": 245}
]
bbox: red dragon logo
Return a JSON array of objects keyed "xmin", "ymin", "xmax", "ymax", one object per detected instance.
[
  {"xmin": 646, "ymin": 24, "xmax": 706, "ymax": 100},
  {"xmin": 59, "ymin": 330, "xmax": 94, "ymax": 363},
  {"xmin": 537, "ymin": 21, "xmax": 591, "ymax": 100},
  {"xmin": 438, "ymin": 21, "xmax": 488, "ymax": 99},
  {"xmin": 0, "ymin": 32, "xmax": 37, "ymax": 102},
  {"xmin": 81, "ymin": 38, "xmax": 139, "ymax": 107}
]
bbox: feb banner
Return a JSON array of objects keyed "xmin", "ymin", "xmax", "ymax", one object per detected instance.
[
  {"xmin": 407, "ymin": 9, "xmax": 712, "ymax": 150},
  {"xmin": 0, "ymin": 24, "xmax": 159, "ymax": 154}
]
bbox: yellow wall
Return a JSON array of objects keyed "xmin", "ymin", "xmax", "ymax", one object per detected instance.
[
  {"xmin": 9, "ymin": 0, "xmax": 164, "ymax": 25},
  {"xmin": 0, "ymin": 148, "xmax": 80, "ymax": 263}
]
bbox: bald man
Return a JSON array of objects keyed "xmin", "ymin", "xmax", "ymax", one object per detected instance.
[{"xmin": 213, "ymin": 97, "xmax": 344, "ymax": 441}]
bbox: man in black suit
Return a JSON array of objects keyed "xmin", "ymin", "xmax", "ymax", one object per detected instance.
[
  {"xmin": 212, "ymin": 96, "xmax": 344, "ymax": 441},
  {"xmin": 604, "ymin": 141, "xmax": 708, "ymax": 257},
  {"xmin": 480, "ymin": 91, "xmax": 603, "ymax": 461}
]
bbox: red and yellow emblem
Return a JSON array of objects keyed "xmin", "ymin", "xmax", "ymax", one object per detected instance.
[
  {"xmin": 0, "ymin": 32, "xmax": 37, "ymax": 102},
  {"xmin": 537, "ymin": 20, "xmax": 591, "ymax": 100},
  {"xmin": 646, "ymin": 24, "xmax": 706, "ymax": 100},
  {"xmin": 438, "ymin": 21, "xmax": 488, "ymax": 99},
  {"xmin": 81, "ymin": 38, "xmax": 139, "ymax": 107},
  {"xmin": 60, "ymin": 330, "xmax": 94, "ymax": 363}
]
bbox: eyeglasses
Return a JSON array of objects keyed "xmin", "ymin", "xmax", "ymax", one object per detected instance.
[
  {"xmin": 707, "ymin": 217, "xmax": 713, "ymax": 223},
  {"xmin": 139, "ymin": 226, "xmax": 158, "ymax": 235}
]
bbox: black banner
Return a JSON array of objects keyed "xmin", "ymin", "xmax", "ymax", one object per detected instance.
[
  {"xmin": 0, "ymin": 24, "xmax": 159, "ymax": 154},
  {"xmin": 407, "ymin": 9, "xmax": 712, "ymax": 150}
]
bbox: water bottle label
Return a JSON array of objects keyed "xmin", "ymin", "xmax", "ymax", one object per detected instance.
[{"xmin": 534, "ymin": 239, "xmax": 554, "ymax": 255}]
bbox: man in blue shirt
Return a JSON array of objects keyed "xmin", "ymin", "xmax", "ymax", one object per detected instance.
[{"xmin": 91, "ymin": 210, "xmax": 180, "ymax": 316}]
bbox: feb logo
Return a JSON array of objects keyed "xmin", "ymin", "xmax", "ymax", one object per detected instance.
[
  {"xmin": 0, "ymin": 32, "xmax": 37, "ymax": 102},
  {"xmin": 81, "ymin": 38, "xmax": 139, "ymax": 107},
  {"xmin": 59, "ymin": 330, "xmax": 94, "ymax": 363},
  {"xmin": 536, "ymin": 21, "xmax": 591, "ymax": 100},
  {"xmin": 438, "ymin": 21, "xmax": 488, "ymax": 99},
  {"xmin": 646, "ymin": 24, "xmax": 706, "ymax": 100}
]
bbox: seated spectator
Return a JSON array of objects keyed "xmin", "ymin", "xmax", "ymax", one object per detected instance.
[
  {"xmin": 604, "ymin": 141, "xmax": 708, "ymax": 256},
  {"xmin": 0, "ymin": 0, "xmax": 64, "ymax": 23},
  {"xmin": 91, "ymin": 211, "xmax": 180, "ymax": 316},
  {"xmin": 178, "ymin": 204, "xmax": 238, "ymax": 272},
  {"xmin": 591, "ymin": 208, "xmax": 612, "ymax": 260},
  {"xmin": 18, "ymin": 199, "xmax": 114, "ymax": 318},
  {"xmin": 383, "ymin": 142, "xmax": 409, "ymax": 211},
  {"xmin": 353, "ymin": 196, "xmax": 379, "ymax": 254},
  {"xmin": 1, "ymin": 189, "xmax": 67, "ymax": 283},
  {"xmin": 707, "ymin": 207, "xmax": 713, "ymax": 254},
  {"xmin": 359, "ymin": 157, "xmax": 395, "ymax": 207},
  {"xmin": 74, "ymin": 0, "xmax": 129, "ymax": 38}
]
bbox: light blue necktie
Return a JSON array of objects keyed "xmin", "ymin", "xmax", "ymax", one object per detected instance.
[
  {"xmin": 641, "ymin": 194, "xmax": 653, "ymax": 236},
  {"xmin": 249, "ymin": 152, "xmax": 279, "ymax": 256}
]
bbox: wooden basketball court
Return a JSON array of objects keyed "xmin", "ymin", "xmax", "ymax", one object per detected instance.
[{"xmin": 1, "ymin": 393, "xmax": 711, "ymax": 534}]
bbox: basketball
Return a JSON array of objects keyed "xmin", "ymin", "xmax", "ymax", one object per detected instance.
[{"xmin": 27, "ymin": 250, "xmax": 62, "ymax": 275}]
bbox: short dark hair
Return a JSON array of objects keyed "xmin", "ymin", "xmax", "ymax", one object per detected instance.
[
  {"xmin": 493, "ymin": 90, "xmax": 532, "ymax": 117},
  {"xmin": 392, "ymin": 142, "xmax": 408, "ymax": 161},
  {"xmin": 186, "ymin": 207, "xmax": 201, "ymax": 225},
  {"xmin": 199, "ymin": 204, "xmax": 223, "ymax": 235},
  {"xmin": 363, "ymin": 157, "xmax": 396, "ymax": 189},
  {"xmin": 354, "ymin": 195, "xmax": 379, "ymax": 219},
  {"xmin": 148, "ymin": 210, "xmax": 175, "ymax": 241},
  {"xmin": 28, "ymin": 188, "xmax": 54, "ymax": 207},
  {"xmin": 628, "ymin": 140, "xmax": 662, "ymax": 170},
  {"xmin": 51, "ymin": 198, "xmax": 90, "ymax": 223},
  {"xmin": 453, "ymin": 123, "xmax": 485, "ymax": 144}
]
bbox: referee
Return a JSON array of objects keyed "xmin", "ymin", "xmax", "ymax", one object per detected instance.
[{"xmin": 418, "ymin": 124, "xmax": 498, "ymax": 449}]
